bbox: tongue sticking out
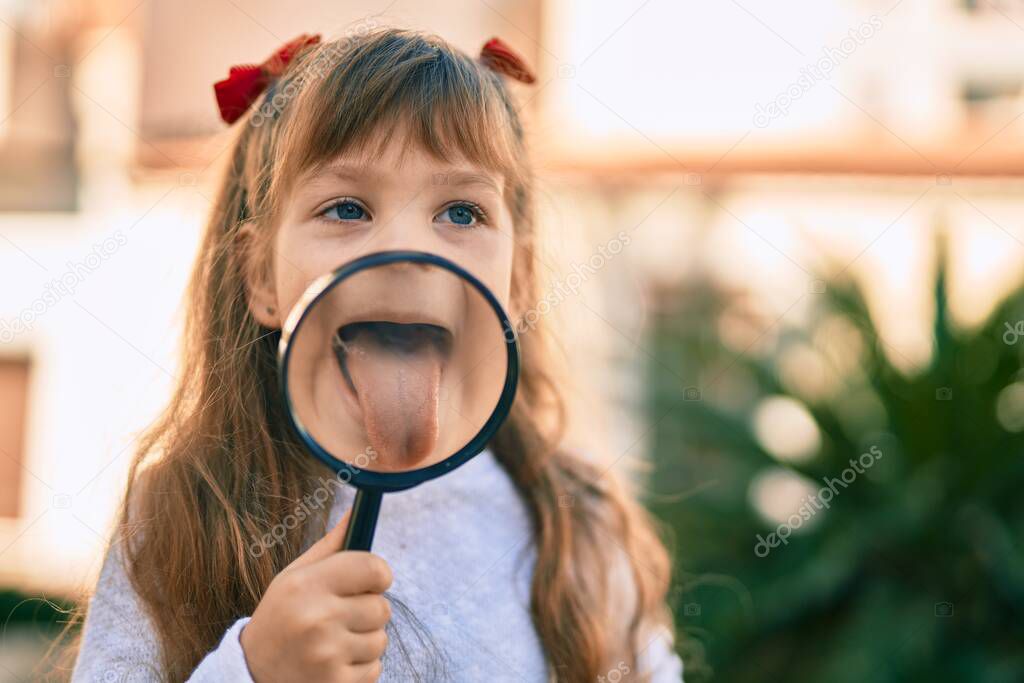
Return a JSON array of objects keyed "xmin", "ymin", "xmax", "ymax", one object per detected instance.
[{"xmin": 336, "ymin": 323, "xmax": 446, "ymax": 470}]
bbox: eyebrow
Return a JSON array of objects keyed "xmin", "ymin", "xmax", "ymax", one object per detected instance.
[
  {"xmin": 308, "ymin": 163, "xmax": 502, "ymax": 195},
  {"xmin": 308, "ymin": 163, "xmax": 379, "ymax": 183},
  {"xmin": 439, "ymin": 171, "xmax": 502, "ymax": 195}
]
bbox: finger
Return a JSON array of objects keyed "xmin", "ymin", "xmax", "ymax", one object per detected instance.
[
  {"xmin": 302, "ymin": 550, "xmax": 393, "ymax": 596},
  {"xmin": 287, "ymin": 507, "xmax": 352, "ymax": 569},
  {"xmin": 341, "ymin": 594, "xmax": 392, "ymax": 632},
  {"xmin": 344, "ymin": 629, "xmax": 388, "ymax": 664}
]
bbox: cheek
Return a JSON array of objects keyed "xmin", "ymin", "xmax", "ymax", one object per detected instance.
[
  {"xmin": 458, "ymin": 219, "xmax": 516, "ymax": 310},
  {"xmin": 453, "ymin": 233, "xmax": 514, "ymax": 313},
  {"xmin": 492, "ymin": 239, "xmax": 514, "ymax": 309},
  {"xmin": 480, "ymin": 223, "xmax": 515, "ymax": 311},
  {"xmin": 272, "ymin": 223, "xmax": 353, "ymax": 316}
]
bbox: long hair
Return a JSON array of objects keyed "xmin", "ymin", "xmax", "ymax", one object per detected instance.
[{"xmin": 78, "ymin": 27, "xmax": 673, "ymax": 682}]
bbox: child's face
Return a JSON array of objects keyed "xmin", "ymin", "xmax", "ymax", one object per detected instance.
[
  {"xmin": 256, "ymin": 135, "xmax": 514, "ymax": 325},
  {"xmin": 247, "ymin": 134, "xmax": 515, "ymax": 471}
]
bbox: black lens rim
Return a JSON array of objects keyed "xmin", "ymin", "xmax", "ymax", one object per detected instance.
[{"xmin": 278, "ymin": 250, "xmax": 520, "ymax": 492}]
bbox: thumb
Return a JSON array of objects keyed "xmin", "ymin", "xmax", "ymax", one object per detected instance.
[{"xmin": 288, "ymin": 506, "xmax": 352, "ymax": 569}]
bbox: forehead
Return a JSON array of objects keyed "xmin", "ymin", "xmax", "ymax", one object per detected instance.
[
  {"xmin": 296, "ymin": 130, "xmax": 506, "ymax": 196},
  {"xmin": 274, "ymin": 87, "xmax": 521, "ymax": 198}
]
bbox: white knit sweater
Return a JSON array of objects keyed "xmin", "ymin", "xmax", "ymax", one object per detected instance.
[{"xmin": 72, "ymin": 449, "xmax": 684, "ymax": 681}]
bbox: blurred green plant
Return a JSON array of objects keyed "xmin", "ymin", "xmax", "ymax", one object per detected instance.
[{"xmin": 645, "ymin": 239, "xmax": 1024, "ymax": 683}]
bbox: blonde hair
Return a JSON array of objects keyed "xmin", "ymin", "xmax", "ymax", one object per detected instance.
[{"xmin": 71, "ymin": 27, "xmax": 674, "ymax": 682}]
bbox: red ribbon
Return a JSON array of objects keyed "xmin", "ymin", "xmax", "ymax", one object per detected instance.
[
  {"xmin": 479, "ymin": 37, "xmax": 536, "ymax": 84},
  {"xmin": 213, "ymin": 33, "xmax": 321, "ymax": 124}
]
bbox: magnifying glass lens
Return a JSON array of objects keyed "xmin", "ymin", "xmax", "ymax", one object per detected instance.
[{"xmin": 286, "ymin": 260, "xmax": 509, "ymax": 474}]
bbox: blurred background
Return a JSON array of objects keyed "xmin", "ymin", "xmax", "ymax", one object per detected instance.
[{"xmin": 1, "ymin": 0, "xmax": 1023, "ymax": 680}]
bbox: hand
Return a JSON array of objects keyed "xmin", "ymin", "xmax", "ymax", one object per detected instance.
[{"xmin": 240, "ymin": 509, "xmax": 392, "ymax": 682}]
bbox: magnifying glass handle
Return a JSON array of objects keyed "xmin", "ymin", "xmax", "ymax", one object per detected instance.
[{"xmin": 341, "ymin": 489, "xmax": 382, "ymax": 552}]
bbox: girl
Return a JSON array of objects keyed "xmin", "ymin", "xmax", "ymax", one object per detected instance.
[{"xmin": 68, "ymin": 27, "xmax": 683, "ymax": 682}]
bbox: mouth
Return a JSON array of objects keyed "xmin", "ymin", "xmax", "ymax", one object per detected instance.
[
  {"xmin": 332, "ymin": 321, "xmax": 453, "ymax": 397},
  {"xmin": 329, "ymin": 320, "xmax": 453, "ymax": 469}
]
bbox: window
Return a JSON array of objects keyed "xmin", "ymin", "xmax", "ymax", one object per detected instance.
[
  {"xmin": 0, "ymin": 5, "xmax": 77, "ymax": 211},
  {"xmin": 0, "ymin": 357, "xmax": 30, "ymax": 518}
]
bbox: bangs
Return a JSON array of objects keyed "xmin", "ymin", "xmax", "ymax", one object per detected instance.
[{"xmin": 270, "ymin": 29, "xmax": 526, "ymax": 210}]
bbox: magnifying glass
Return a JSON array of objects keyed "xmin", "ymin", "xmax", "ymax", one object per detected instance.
[{"xmin": 278, "ymin": 251, "xmax": 519, "ymax": 551}]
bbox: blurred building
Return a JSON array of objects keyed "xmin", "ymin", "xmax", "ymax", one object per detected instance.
[{"xmin": 1, "ymin": 0, "xmax": 1024, "ymax": 598}]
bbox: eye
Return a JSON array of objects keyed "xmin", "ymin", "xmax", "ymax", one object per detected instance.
[
  {"xmin": 320, "ymin": 199, "xmax": 368, "ymax": 222},
  {"xmin": 437, "ymin": 202, "xmax": 486, "ymax": 227}
]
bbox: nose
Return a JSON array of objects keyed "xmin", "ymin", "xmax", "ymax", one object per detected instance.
[{"xmin": 362, "ymin": 213, "xmax": 439, "ymax": 255}]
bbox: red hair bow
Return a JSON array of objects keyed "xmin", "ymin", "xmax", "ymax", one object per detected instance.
[
  {"xmin": 479, "ymin": 37, "xmax": 536, "ymax": 84},
  {"xmin": 213, "ymin": 33, "xmax": 321, "ymax": 124}
]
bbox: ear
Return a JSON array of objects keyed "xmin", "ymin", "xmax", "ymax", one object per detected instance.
[{"xmin": 236, "ymin": 222, "xmax": 282, "ymax": 328}]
